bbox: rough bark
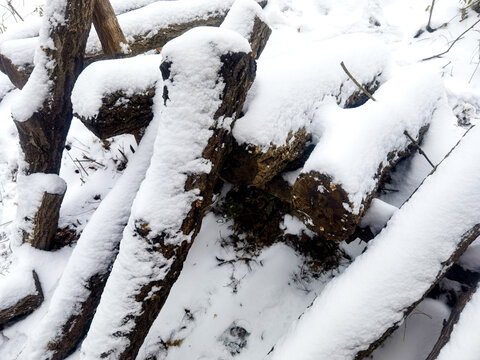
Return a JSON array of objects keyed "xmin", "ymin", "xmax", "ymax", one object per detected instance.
[
  {"xmin": 222, "ymin": 76, "xmax": 381, "ymax": 190},
  {"xmin": 13, "ymin": 0, "xmax": 95, "ymax": 249},
  {"xmin": 22, "ymin": 190, "xmax": 66, "ymax": 250},
  {"xmin": 92, "ymin": 0, "xmax": 128, "ymax": 57},
  {"xmin": 121, "ymin": 52, "xmax": 255, "ymax": 360},
  {"xmin": 76, "ymin": 3, "xmax": 270, "ymax": 140},
  {"xmin": 425, "ymin": 282, "xmax": 479, "ymax": 360},
  {"xmin": 0, "ymin": 271, "xmax": 43, "ymax": 328},
  {"xmin": 355, "ymin": 224, "xmax": 480, "ymax": 359},
  {"xmin": 77, "ymin": 87, "xmax": 155, "ymax": 139},
  {"xmin": 1, "ymin": 0, "xmax": 269, "ymax": 88},
  {"xmin": 291, "ymin": 125, "xmax": 429, "ymax": 242}
]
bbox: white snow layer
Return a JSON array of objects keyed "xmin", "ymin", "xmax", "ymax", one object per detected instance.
[
  {"xmin": 10, "ymin": 0, "xmax": 67, "ymax": 122},
  {"xmin": 267, "ymin": 124, "xmax": 480, "ymax": 360},
  {"xmin": 0, "ymin": 266, "xmax": 38, "ymax": 310},
  {"xmin": 80, "ymin": 27, "xmax": 251, "ymax": 359},
  {"xmin": 221, "ymin": 0, "xmax": 266, "ymax": 41},
  {"xmin": 302, "ymin": 65, "xmax": 443, "ymax": 214},
  {"xmin": 72, "ymin": 54, "xmax": 162, "ymax": 119},
  {"xmin": 436, "ymin": 287, "xmax": 480, "ymax": 360},
  {"xmin": 14, "ymin": 174, "xmax": 67, "ymax": 247},
  {"xmin": 232, "ymin": 33, "xmax": 390, "ymax": 149},
  {"xmin": 20, "ymin": 114, "xmax": 160, "ymax": 360}
]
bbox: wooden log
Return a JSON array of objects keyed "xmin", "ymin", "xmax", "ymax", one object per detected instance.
[
  {"xmin": 426, "ymin": 283, "xmax": 479, "ymax": 360},
  {"xmin": 92, "ymin": 0, "xmax": 128, "ymax": 57},
  {"xmin": 0, "ymin": 0, "xmax": 268, "ymax": 88},
  {"xmin": 12, "ymin": 0, "xmax": 95, "ymax": 250},
  {"xmin": 266, "ymin": 124, "xmax": 480, "ymax": 360},
  {"xmin": 80, "ymin": 28, "xmax": 255, "ymax": 360},
  {"xmin": 0, "ymin": 271, "xmax": 43, "ymax": 328},
  {"xmin": 75, "ymin": 1, "xmax": 270, "ymax": 141},
  {"xmin": 221, "ymin": 0, "xmax": 272, "ymax": 59},
  {"xmin": 222, "ymin": 76, "xmax": 381, "ymax": 189}
]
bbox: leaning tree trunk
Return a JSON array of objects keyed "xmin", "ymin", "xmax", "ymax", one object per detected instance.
[
  {"xmin": 12, "ymin": 0, "xmax": 95, "ymax": 250},
  {"xmin": 80, "ymin": 27, "xmax": 255, "ymax": 360},
  {"xmin": 92, "ymin": 0, "xmax": 128, "ymax": 57}
]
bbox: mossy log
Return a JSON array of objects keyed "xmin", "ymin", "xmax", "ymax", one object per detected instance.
[{"xmin": 0, "ymin": 271, "xmax": 43, "ymax": 328}]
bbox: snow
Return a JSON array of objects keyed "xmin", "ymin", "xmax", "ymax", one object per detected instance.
[
  {"xmin": 436, "ymin": 287, "xmax": 480, "ymax": 360},
  {"xmin": 0, "ymin": 265, "xmax": 38, "ymax": 310},
  {"xmin": 232, "ymin": 33, "xmax": 390, "ymax": 149},
  {"xmin": 301, "ymin": 65, "xmax": 443, "ymax": 214},
  {"xmin": 20, "ymin": 114, "xmax": 159, "ymax": 360},
  {"xmin": 10, "ymin": 0, "xmax": 67, "ymax": 122},
  {"xmin": 267, "ymin": 124, "xmax": 480, "ymax": 360},
  {"xmin": 80, "ymin": 27, "xmax": 251, "ymax": 359},
  {"xmin": 221, "ymin": 0, "xmax": 267, "ymax": 41},
  {"xmin": 360, "ymin": 198, "xmax": 398, "ymax": 236},
  {"xmin": 72, "ymin": 54, "xmax": 161, "ymax": 119},
  {"xmin": 14, "ymin": 174, "xmax": 66, "ymax": 247}
]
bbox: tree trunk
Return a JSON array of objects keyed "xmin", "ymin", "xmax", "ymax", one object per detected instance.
[
  {"xmin": 12, "ymin": 0, "xmax": 95, "ymax": 249},
  {"xmin": 80, "ymin": 29, "xmax": 256, "ymax": 360},
  {"xmin": 92, "ymin": 0, "xmax": 128, "ymax": 57}
]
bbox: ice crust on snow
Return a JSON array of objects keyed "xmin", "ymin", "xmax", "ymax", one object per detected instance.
[
  {"xmin": 232, "ymin": 33, "xmax": 390, "ymax": 149},
  {"xmin": 21, "ymin": 115, "xmax": 160, "ymax": 360},
  {"xmin": 268, "ymin": 124, "xmax": 480, "ymax": 360},
  {"xmin": 80, "ymin": 27, "xmax": 250, "ymax": 358},
  {"xmin": 14, "ymin": 174, "xmax": 67, "ymax": 247},
  {"xmin": 436, "ymin": 287, "xmax": 480, "ymax": 360},
  {"xmin": 302, "ymin": 66, "xmax": 443, "ymax": 214},
  {"xmin": 72, "ymin": 54, "xmax": 162, "ymax": 119},
  {"xmin": 221, "ymin": 0, "xmax": 267, "ymax": 41}
]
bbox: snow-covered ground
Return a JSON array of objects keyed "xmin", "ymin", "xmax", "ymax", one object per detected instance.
[{"xmin": 1, "ymin": 0, "xmax": 480, "ymax": 359}]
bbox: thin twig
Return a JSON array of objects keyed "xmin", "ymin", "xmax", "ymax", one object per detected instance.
[
  {"xmin": 422, "ymin": 18, "xmax": 480, "ymax": 61},
  {"xmin": 426, "ymin": 0, "xmax": 436, "ymax": 33},
  {"xmin": 340, "ymin": 61, "xmax": 377, "ymax": 101},
  {"xmin": 7, "ymin": 1, "xmax": 23, "ymax": 21},
  {"xmin": 404, "ymin": 131, "xmax": 436, "ymax": 169}
]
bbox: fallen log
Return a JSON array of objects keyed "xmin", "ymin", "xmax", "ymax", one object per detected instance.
[
  {"xmin": 223, "ymin": 34, "xmax": 388, "ymax": 188},
  {"xmin": 22, "ymin": 117, "xmax": 159, "ymax": 360},
  {"xmin": 426, "ymin": 282, "xmax": 479, "ymax": 360},
  {"xmin": 0, "ymin": 0, "xmax": 267, "ymax": 88},
  {"xmin": 266, "ymin": 119, "xmax": 480, "ymax": 360},
  {"xmin": 80, "ymin": 27, "xmax": 255, "ymax": 360},
  {"xmin": 73, "ymin": 0, "xmax": 270, "ymax": 141},
  {"xmin": 0, "ymin": 270, "xmax": 43, "ymax": 328},
  {"xmin": 291, "ymin": 69, "xmax": 441, "ymax": 241}
]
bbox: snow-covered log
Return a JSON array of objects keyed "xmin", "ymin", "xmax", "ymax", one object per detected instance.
[
  {"xmin": 80, "ymin": 27, "xmax": 255, "ymax": 360},
  {"xmin": 11, "ymin": 0, "xmax": 94, "ymax": 249},
  {"xmin": 221, "ymin": 0, "xmax": 272, "ymax": 59},
  {"xmin": 73, "ymin": 1, "xmax": 270, "ymax": 141},
  {"xmin": 427, "ymin": 283, "xmax": 480, "ymax": 360},
  {"xmin": 266, "ymin": 123, "xmax": 480, "ymax": 360},
  {"xmin": 291, "ymin": 69, "xmax": 441, "ymax": 242},
  {"xmin": 222, "ymin": 34, "xmax": 388, "ymax": 188},
  {"xmin": 22, "ymin": 117, "xmax": 159, "ymax": 360},
  {"xmin": 0, "ymin": 270, "xmax": 43, "ymax": 328},
  {"xmin": 72, "ymin": 54, "xmax": 161, "ymax": 140},
  {"xmin": 0, "ymin": 0, "xmax": 267, "ymax": 88}
]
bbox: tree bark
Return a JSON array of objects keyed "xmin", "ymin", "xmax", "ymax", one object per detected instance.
[
  {"xmin": 13, "ymin": 0, "xmax": 95, "ymax": 249},
  {"xmin": 80, "ymin": 32, "xmax": 256, "ymax": 360},
  {"xmin": 92, "ymin": 0, "xmax": 128, "ymax": 57},
  {"xmin": 425, "ymin": 282, "xmax": 479, "ymax": 360},
  {"xmin": 0, "ymin": 271, "xmax": 43, "ymax": 328}
]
